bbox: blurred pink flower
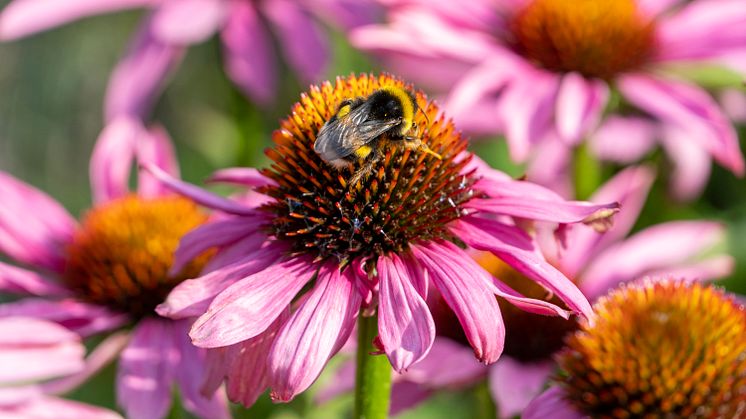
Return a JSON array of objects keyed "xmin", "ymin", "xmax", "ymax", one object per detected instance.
[
  {"xmin": 0, "ymin": 118, "xmax": 229, "ymax": 419},
  {"xmin": 145, "ymin": 73, "xmax": 618, "ymax": 405},
  {"xmin": 0, "ymin": 317, "xmax": 124, "ymax": 419},
  {"xmin": 352, "ymin": 0, "xmax": 746, "ymax": 199}
]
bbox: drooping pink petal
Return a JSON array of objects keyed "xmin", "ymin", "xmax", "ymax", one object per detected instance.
[
  {"xmin": 268, "ymin": 263, "xmax": 361, "ymax": 401},
  {"xmin": 526, "ymin": 134, "xmax": 573, "ymax": 199},
  {"xmin": 158, "ymin": 241, "xmax": 283, "ymax": 319},
  {"xmin": 140, "ymin": 163, "xmax": 257, "ymax": 215},
  {"xmin": 402, "ymin": 253, "xmax": 428, "ymax": 298},
  {"xmin": 0, "ymin": 0, "xmax": 155, "ymax": 40},
  {"xmin": 523, "ymin": 386, "xmax": 582, "ymax": 419},
  {"xmin": 190, "ymin": 257, "xmax": 317, "ymax": 347},
  {"xmin": 207, "ymin": 167, "xmax": 278, "ymax": 188},
  {"xmin": 5, "ymin": 395, "xmax": 122, "ymax": 419},
  {"xmin": 89, "ymin": 117, "xmax": 140, "ymax": 204},
  {"xmin": 261, "ymin": 0, "xmax": 329, "ymax": 84},
  {"xmin": 452, "ymin": 217, "xmax": 592, "ymax": 319},
  {"xmin": 490, "ymin": 278, "xmax": 571, "ymax": 318},
  {"xmin": 412, "ymin": 241, "xmax": 504, "ymax": 364},
  {"xmin": 489, "ymin": 358, "xmax": 553, "ymax": 418},
  {"xmin": 554, "ymin": 72, "xmax": 608, "ymax": 145},
  {"xmin": 589, "ymin": 116, "xmax": 658, "ymax": 163},
  {"xmin": 0, "ymin": 317, "xmax": 83, "ymax": 384},
  {"xmin": 377, "ymin": 254, "xmax": 435, "ymax": 372},
  {"xmin": 303, "ymin": 0, "xmax": 381, "ymax": 31},
  {"xmin": 390, "ymin": 381, "xmax": 433, "ymax": 415},
  {"xmin": 135, "ymin": 124, "xmax": 181, "ymax": 199},
  {"xmin": 105, "ymin": 16, "xmax": 184, "ymax": 121},
  {"xmin": 618, "ymin": 74, "xmax": 744, "ymax": 175},
  {"xmin": 402, "ymin": 337, "xmax": 487, "ymax": 387},
  {"xmin": 720, "ymin": 89, "xmax": 746, "ymax": 123},
  {"xmin": 644, "ymin": 254, "xmax": 734, "ymax": 282},
  {"xmin": 151, "ymin": 0, "xmax": 225, "ymax": 44},
  {"xmin": 116, "ymin": 318, "xmax": 177, "ymax": 419},
  {"xmin": 0, "ymin": 298, "xmax": 127, "ymax": 337},
  {"xmin": 221, "ymin": 1, "xmax": 276, "ymax": 103},
  {"xmin": 0, "ymin": 262, "xmax": 69, "ymax": 297},
  {"xmin": 581, "ymin": 221, "xmax": 727, "ymax": 298},
  {"xmin": 0, "ymin": 172, "xmax": 76, "ymax": 272},
  {"xmin": 660, "ymin": 126, "xmax": 712, "ymax": 201}
]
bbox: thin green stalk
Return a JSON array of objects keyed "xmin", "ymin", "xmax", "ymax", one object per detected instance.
[
  {"xmin": 573, "ymin": 142, "xmax": 603, "ymax": 200},
  {"xmin": 353, "ymin": 312, "xmax": 392, "ymax": 419}
]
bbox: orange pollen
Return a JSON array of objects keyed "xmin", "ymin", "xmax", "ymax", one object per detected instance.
[
  {"xmin": 557, "ymin": 280, "xmax": 746, "ymax": 417},
  {"xmin": 64, "ymin": 195, "xmax": 211, "ymax": 319},
  {"xmin": 511, "ymin": 0, "xmax": 656, "ymax": 79}
]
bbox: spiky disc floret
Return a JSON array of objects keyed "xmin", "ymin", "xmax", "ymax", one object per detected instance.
[
  {"xmin": 259, "ymin": 74, "xmax": 478, "ymax": 264},
  {"xmin": 557, "ymin": 279, "xmax": 746, "ymax": 418}
]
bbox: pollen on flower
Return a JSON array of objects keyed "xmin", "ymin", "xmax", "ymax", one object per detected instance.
[
  {"xmin": 64, "ymin": 195, "xmax": 210, "ymax": 319},
  {"xmin": 258, "ymin": 73, "xmax": 479, "ymax": 265},
  {"xmin": 557, "ymin": 279, "xmax": 746, "ymax": 418},
  {"xmin": 511, "ymin": 0, "xmax": 656, "ymax": 80}
]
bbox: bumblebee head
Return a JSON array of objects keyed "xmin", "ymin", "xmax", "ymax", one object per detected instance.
[{"xmin": 368, "ymin": 86, "xmax": 418, "ymax": 136}]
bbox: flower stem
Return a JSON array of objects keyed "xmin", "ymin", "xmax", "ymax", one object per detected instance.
[
  {"xmin": 354, "ymin": 312, "xmax": 391, "ymax": 419},
  {"xmin": 572, "ymin": 141, "xmax": 603, "ymax": 200}
]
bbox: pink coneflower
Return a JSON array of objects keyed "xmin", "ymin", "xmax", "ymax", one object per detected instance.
[
  {"xmin": 0, "ymin": 118, "xmax": 228, "ymax": 419},
  {"xmin": 524, "ymin": 279, "xmax": 746, "ymax": 418},
  {"xmin": 147, "ymin": 73, "xmax": 618, "ymax": 405},
  {"xmin": 0, "ymin": 317, "xmax": 123, "ymax": 418},
  {"xmin": 352, "ymin": 0, "xmax": 746, "ymax": 199}
]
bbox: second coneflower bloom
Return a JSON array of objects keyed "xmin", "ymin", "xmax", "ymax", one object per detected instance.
[{"xmin": 150, "ymin": 73, "xmax": 618, "ymax": 404}]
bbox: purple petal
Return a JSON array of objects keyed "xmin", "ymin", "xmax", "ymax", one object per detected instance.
[
  {"xmin": 135, "ymin": 124, "xmax": 180, "ymax": 199},
  {"xmin": 207, "ymin": 167, "xmax": 278, "ymax": 188},
  {"xmin": 0, "ymin": 298, "xmax": 127, "ymax": 337},
  {"xmin": 412, "ymin": 241, "xmax": 504, "ymax": 364},
  {"xmin": 105, "ymin": 16, "xmax": 184, "ymax": 121},
  {"xmin": 116, "ymin": 318, "xmax": 176, "ymax": 419},
  {"xmin": 452, "ymin": 217, "xmax": 592, "ymax": 319},
  {"xmin": 390, "ymin": 381, "xmax": 433, "ymax": 415},
  {"xmin": 0, "ymin": 171, "xmax": 76, "ymax": 272},
  {"xmin": 268, "ymin": 263, "xmax": 361, "ymax": 401},
  {"xmin": 261, "ymin": 0, "xmax": 329, "ymax": 84},
  {"xmin": 0, "ymin": 262, "xmax": 69, "ymax": 297},
  {"xmin": 523, "ymin": 386, "xmax": 582, "ymax": 419},
  {"xmin": 221, "ymin": 1, "xmax": 276, "ymax": 103},
  {"xmin": 190, "ymin": 257, "xmax": 317, "ymax": 347},
  {"xmin": 0, "ymin": 0, "xmax": 154, "ymax": 40},
  {"xmin": 589, "ymin": 116, "xmax": 658, "ymax": 163},
  {"xmin": 377, "ymin": 254, "xmax": 435, "ymax": 372},
  {"xmin": 555, "ymin": 72, "xmax": 608, "ymax": 144},
  {"xmin": 304, "ymin": 0, "xmax": 382, "ymax": 31},
  {"xmin": 89, "ymin": 117, "xmax": 140, "ymax": 204},
  {"xmin": 660, "ymin": 126, "xmax": 712, "ymax": 201},
  {"xmin": 151, "ymin": 0, "xmax": 225, "ymax": 44},
  {"xmin": 619, "ymin": 74, "xmax": 744, "ymax": 176},
  {"xmin": 489, "ymin": 358, "xmax": 553, "ymax": 418},
  {"xmin": 0, "ymin": 317, "xmax": 83, "ymax": 384}
]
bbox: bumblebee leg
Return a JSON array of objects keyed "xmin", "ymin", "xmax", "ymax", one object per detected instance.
[
  {"xmin": 402, "ymin": 137, "xmax": 442, "ymax": 160},
  {"xmin": 349, "ymin": 148, "xmax": 384, "ymax": 187}
]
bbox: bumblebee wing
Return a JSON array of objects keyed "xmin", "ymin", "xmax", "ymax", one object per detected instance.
[{"xmin": 314, "ymin": 102, "xmax": 399, "ymax": 161}]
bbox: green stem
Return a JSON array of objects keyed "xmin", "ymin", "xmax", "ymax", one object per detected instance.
[
  {"xmin": 354, "ymin": 312, "xmax": 392, "ymax": 419},
  {"xmin": 572, "ymin": 142, "xmax": 603, "ymax": 201}
]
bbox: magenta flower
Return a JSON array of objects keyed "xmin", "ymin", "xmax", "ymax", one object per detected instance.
[
  {"xmin": 0, "ymin": 317, "xmax": 123, "ymax": 418},
  {"xmin": 146, "ymin": 74, "xmax": 618, "ymax": 404},
  {"xmin": 0, "ymin": 118, "xmax": 229, "ymax": 419},
  {"xmin": 352, "ymin": 0, "xmax": 746, "ymax": 199}
]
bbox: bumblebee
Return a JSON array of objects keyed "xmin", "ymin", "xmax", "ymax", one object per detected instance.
[{"xmin": 313, "ymin": 86, "xmax": 441, "ymax": 185}]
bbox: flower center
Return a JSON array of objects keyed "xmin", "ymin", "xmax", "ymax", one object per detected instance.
[
  {"xmin": 64, "ymin": 195, "xmax": 210, "ymax": 319},
  {"xmin": 258, "ymin": 74, "xmax": 477, "ymax": 265},
  {"xmin": 511, "ymin": 0, "xmax": 656, "ymax": 79},
  {"xmin": 558, "ymin": 280, "xmax": 746, "ymax": 417}
]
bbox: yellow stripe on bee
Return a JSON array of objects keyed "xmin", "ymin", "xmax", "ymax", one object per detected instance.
[
  {"xmin": 380, "ymin": 86, "xmax": 414, "ymax": 135},
  {"xmin": 355, "ymin": 145, "xmax": 373, "ymax": 159},
  {"xmin": 337, "ymin": 104, "xmax": 352, "ymax": 118}
]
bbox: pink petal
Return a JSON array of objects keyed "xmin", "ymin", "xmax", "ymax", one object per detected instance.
[
  {"xmin": 377, "ymin": 254, "xmax": 435, "ymax": 372},
  {"xmin": 0, "ymin": 262, "xmax": 69, "ymax": 297},
  {"xmin": 116, "ymin": 318, "xmax": 177, "ymax": 419},
  {"xmin": 660, "ymin": 126, "xmax": 712, "ymax": 201},
  {"xmin": 581, "ymin": 221, "xmax": 727, "ymax": 298},
  {"xmin": 135, "ymin": 124, "xmax": 181, "ymax": 199},
  {"xmin": 523, "ymin": 386, "xmax": 582, "ymax": 419},
  {"xmin": 268, "ymin": 263, "xmax": 361, "ymax": 401},
  {"xmin": 314, "ymin": 359, "xmax": 355, "ymax": 404},
  {"xmin": 619, "ymin": 74, "xmax": 744, "ymax": 175},
  {"xmin": 402, "ymin": 337, "xmax": 487, "ymax": 387},
  {"xmin": 221, "ymin": 1, "xmax": 276, "ymax": 103},
  {"xmin": 158, "ymin": 241, "xmax": 282, "ymax": 319},
  {"xmin": 389, "ymin": 381, "xmax": 433, "ymax": 415},
  {"xmin": 105, "ymin": 16, "xmax": 184, "ymax": 120},
  {"xmin": 151, "ymin": 0, "xmax": 225, "ymax": 44},
  {"xmin": 261, "ymin": 0, "xmax": 329, "ymax": 83},
  {"xmin": 6, "ymin": 395, "xmax": 122, "ymax": 419},
  {"xmin": 303, "ymin": 0, "xmax": 381, "ymax": 31},
  {"xmin": 644, "ymin": 254, "xmax": 734, "ymax": 282},
  {"xmin": 140, "ymin": 163, "xmax": 256, "ymax": 215},
  {"xmin": 202, "ymin": 228, "xmax": 277, "ymax": 272},
  {"xmin": 0, "ymin": 317, "xmax": 83, "ymax": 384},
  {"xmin": 720, "ymin": 89, "xmax": 746, "ymax": 123},
  {"xmin": 0, "ymin": 171, "xmax": 76, "ymax": 272},
  {"xmin": 0, "ymin": 0, "xmax": 155, "ymax": 40},
  {"xmin": 465, "ymin": 197, "xmax": 619, "ymax": 230},
  {"xmin": 89, "ymin": 117, "xmax": 140, "ymax": 204},
  {"xmin": 207, "ymin": 167, "xmax": 278, "ymax": 188},
  {"xmin": 412, "ymin": 241, "xmax": 505, "ymax": 364},
  {"xmin": 490, "ymin": 278, "xmax": 571, "ymax": 318},
  {"xmin": 0, "ymin": 298, "xmax": 127, "ymax": 337},
  {"xmin": 555, "ymin": 72, "xmax": 608, "ymax": 144},
  {"xmin": 589, "ymin": 116, "xmax": 658, "ymax": 163},
  {"xmin": 452, "ymin": 217, "xmax": 592, "ymax": 320},
  {"xmin": 489, "ymin": 358, "xmax": 553, "ymax": 418},
  {"xmin": 190, "ymin": 257, "xmax": 317, "ymax": 347},
  {"xmin": 526, "ymin": 134, "xmax": 574, "ymax": 199}
]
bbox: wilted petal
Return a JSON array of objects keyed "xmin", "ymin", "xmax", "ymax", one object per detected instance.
[
  {"xmin": 268, "ymin": 264, "xmax": 361, "ymax": 401},
  {"xmin": 90, "ymin": 117, "xmax": 140, "ymax": 204},
  {"xmin": 377, "ymin": 254, "xmax": 435, "ymax": 372},
  {"xmin": 135, "ymin": 124, "xmax": 180, "ymax": 199},
  {"xmin": 190, "ymin": 257, "xmax": 316, "ymax": 347},
  {"xmin": 555, "ymin": 72, "xmax": 608, "ymax": 144},
  {"xmin": 0, "ymin": 262, "xmax": 69, "ymax": 297},
  {"xmin": 0, "ymin": 298, "xmax": 127, "ymax": 337},
  {"xmin": 523, "ymin": 386, "xmax": 582, "ymax": 419},
  {"xmin": 151, "ymin": 0, "xmax": 225, "ymax": 44},
  {"xmin": 489, "ymin": 359, "xmax": 553, "ymax": 418}
]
